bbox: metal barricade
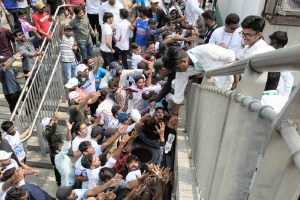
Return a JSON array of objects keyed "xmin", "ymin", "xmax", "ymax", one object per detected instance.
[
  {"xmin": 10, "ymin": 4, "xmax": 77, "ymax": 155},
  {"xmin": 184, "ymin": 44, "xmax": 300, "ymax": 200}
]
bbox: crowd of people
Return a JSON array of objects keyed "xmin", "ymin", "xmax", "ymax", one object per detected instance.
[{"xmin": 0, "ymin": 0, "xmax": 296, "ymax": 199}]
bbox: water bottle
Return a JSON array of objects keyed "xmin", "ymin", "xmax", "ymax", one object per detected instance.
[{"xmin": 165, "ymin": 133, "xmax": 175, "ymax": 154}]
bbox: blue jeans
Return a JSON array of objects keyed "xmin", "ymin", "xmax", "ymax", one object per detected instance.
[
  {"xmin": 78, "ymin": 43, "xmax": 93, "ymax": 60},
  {"xmin": 62, "ymin": 61, "xmax": 77, "ymax": 84}
]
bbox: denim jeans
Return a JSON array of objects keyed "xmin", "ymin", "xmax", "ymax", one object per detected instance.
[
  {"xmin": 100, "ymin": 50, "xmax": 116, "ymax": 68},
  {"xmin": 78, "ymin": 43, "xmax": 93, "ymax": 60},
  {"xmin": 62, "ymin": 61, "xmax": 77, "ymax": 84}
]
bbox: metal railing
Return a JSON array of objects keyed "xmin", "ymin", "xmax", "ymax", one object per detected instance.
[
  {"xmin": 10, "ymin": 4, "xmax": 77, "ymax": 154},
  {"xmin": 183, "ymin": 44, "xmax": 300, "ymax": 200}
]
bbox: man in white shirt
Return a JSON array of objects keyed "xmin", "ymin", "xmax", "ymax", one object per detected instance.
[
  {"xmin": 99, "ymin": 0, "xmax": 124, "ymax": 26},
  {"xmin": 115, "ymin": 9, "xmax": 134, "ymax": 69},
  {"xmin": 86, "ymin": 0, "xmax": 102, "ymax": 45},
  {"xmin": 269, "ymin": 31, "xmax": 294, "ymax": 97},
  {"xmin": 184, "ymin": 0, "xmax": 204, "ymax": 25},
  {"xmin": 209, "ymin": 13, "xmax": 243, "ymax": 55},
  {"xmin": 1, "ymin": 121, "xmax": 32, "ymax": 162},
  {"xmin": 162, "ymin": 44, "xmax": 236, "ymax": 125},
  {"xmin": 54, "ymin": 120, "xmax": 75, "ymax": 187}
]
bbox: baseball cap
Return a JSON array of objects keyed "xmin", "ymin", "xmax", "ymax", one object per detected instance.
[
  {"xmin": 109, "ymin": 61, "xmax": 123, "ymax": 70},
  {"xmin": 35, "ymin": 1, "xmax": 46, "ymax": 10},
  {"xmin": 69, "ymin": 91, "xmax": 80, "ymax": 100},
  {"xmin": 151, "ymin": 0, "xmax": 159, "ymax": 3},
  {"xmin": 117, "ymin": 112, "xmax": 129, "ymax": 122},
  {"xmin": 77, "ymin": 64, "xmax": 88, "ymax": 73},
  {"xmin": 65, "ymin": 78, "xmax": 79, "ymax": 89},
  {"xmin": 56, "ymin": 186, "xmax": 73, "ymax": 200},
  {"xmin": 41, "ymin": 117, "xmax": 52, "ymax": 129},
  {"xmin": 169, "ymin": 6, "xmax": 177, "ymax": 14},
  {"xmin": 148, "ymin": 18, "xmax": 157, "ymax": 25},
  {"xmin": 64, "ymin": 25, "xmax": 73, "ymax": 31},
  {"xmin": 0, "ymin": 151, "xmax": 12, "ymax": 160},
  {"xmin": 153, "ymin": 58, "xmax": 164, "ymax": 71}
]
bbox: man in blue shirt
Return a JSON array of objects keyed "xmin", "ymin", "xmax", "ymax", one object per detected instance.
[{"xmin": 134, "ymin": 6, "xmax": 149, "ymax": 52}]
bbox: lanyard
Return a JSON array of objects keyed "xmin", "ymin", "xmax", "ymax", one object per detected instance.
[{"xmin": 263, "ymin": 90, "xmax": 278, "ymax": 96}]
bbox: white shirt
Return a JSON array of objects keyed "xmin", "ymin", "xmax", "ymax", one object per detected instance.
[
  {"xmin": 173, "ymin": 44, "xmax": 236, "ymax": 104},
  {"xmin": 95, "ymin": 98, "xmax": 115, "ymax": 127},
  {"xmin": 99, "ymin": 1, "xmax": 124, "ymax": 26},
  {"xmin": 74, "ymin": 189, "xmax": 88, "ymax": 200},
  {"xmin": 80, "ymin": 71, "xmax": 96, "ymax": 95},
  {"xmin": 86, "ymin": 157, "xmax": 117, "ymax": 188},
  {"xmin": 90, "ymin": 140, "xmax": 103, "ymax": 157},
  {"xmin": 75, "ymin": 156, "xmax": 89, "ymax": 189},
  {"xmin": 115, "ymin": 19, "xmax": 133, "ymax": 51},
  {"xmin": 86, "ymin": 0, "xmax": 101, "ymax": 14},
  {"xmin": 184, "ymin": 0, "xmax": 204, "ymax": 25},
  {"xmin": 17, "ymin": 0, "xmax": 29, "ymax": 8},
  {"xmin": 261, "ymin": 90, "xmax": 288, "ymax": 113},
  {"xmin": 209, "ymin": 26, "xmax": 243, "ymax": 55},
  {"xmin": 55, "ymin": 140, "xmax": 75, "ymax": 186},
  {"xmin": 100, "ymin": 23, "xmax": 113, "ymax": 52},
  {"xmin": 4, "ymin": 131, "xmax": 26, "ymax": 161},
  {"xmin": 236, "ymin": 39, "xmax": 274, "ymax": 60},
  {"xmin": 277, "ymin": 71, "xmax": 294, "ymax": 97},
  {"xmin": 131, "ymin": 54, "xmax": 143, "ymax": 69},
  {"xmin": 72, "ymin": 125, "xmax": 93, "ymax": 152}
]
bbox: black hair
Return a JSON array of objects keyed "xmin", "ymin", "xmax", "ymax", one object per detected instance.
[
  {"xmin": 162, "ymin": 32, "xmax": 171, "ymax": 40},
  {"xmin": 99, "ymin": 167, "xmax": 116, "ymax": 182},
  {"xmin": 202, "ymin": 10, "xmax": 215, "ymax": 20},
  {"xmin": 81, "ymin": 154, "xmax": 93, "ymax": 169},
  {"xmin": 120, "ymin": 9, "xmax": 128, "ymax": 19},
  {"xmin": 74, "ymin": 122, "xmax": 86, "ymax": 135},
  {"xmin": 83, "ymin": 56, "xmax": 93, "ymax": 65},
  {"xmin": 79, "ymin": 141, "xmax": 92, "ymax": 153},
  {"xmin": 162, "ymin": 46, "xmax": 188, "ymax": 71},
  {"xmin": 12, "ymin": 29, "xmax": 23, "ymax": 37},
  {"xmin": 91, "ymin": 126, "xmax": 105, "ymax": 139},
  {"xmin": 1, "ymin": 121, "xmax": 14, "ymax": 132},
  {"xmin": 99, "ymin": 152, "xmax": 109, "ymax": 167},
  {"xmin": 18, "ymin": 8, "xmax": 27, "ymax": 16},
  {"xmin": 73, "ymin": 6, "xmax": 83, "ymax": 15},
  {"xmin": 103, "ymin": 12, "xmax": 114, "ymax": 23},
  {"xmin": 241, "ymin": 15, "xmax": 265, "ymax": 32},
  {"xmin": 1, "ymin": 167, "xmax": 15, "ymax": 181},
  {"xmin": 130, "ymin": 42, "xmax": 139, "ymax": 50},
  {"xmin": 5, "ymin": 187, "xmax": 27, "ymax": 200},
  {"xmin": 144, "ymin": 53, "xmax": 154, "ymax": 61},
  {"xmin": 142, "ymin": 91, "xmax": 155, "ymax": 101},
  {"xmin": 269, "ymin": 31, "xmax": 288, "ymax": 47},
  {"xmin": 135, "ymin": 75, "xmax": 145, "ymax": 83},
  {"xmin": 50, "ymin": 141, "xmax": 63, "ymax": 153},
  {"xmin": 139, "ymin": 6, "xmax": 147, "ymax": 15},
  {"xmin": 108, "ymin": 78, "xmax": 120, "ymax": 89},
  {"xmin": 137, "ymin": 62, "xmax": 147, "ymax": 70},
  {"xmin": 225, "ymin": 13, "xmax": 240, "ymax": 25},
  {"xmin": 112, "ymin": 105, "xmax": 121, "ymax": 117},
  {"xmin": 126, "ymin": 154, "xmax": 139, "ymax": 164},
  {"xmin": 265, "ymin": 72, "xmax": 281, "ymax": 91},
  {"xmin": 146, "ymin": 40, "xmax": 155, "ymax": 48}
]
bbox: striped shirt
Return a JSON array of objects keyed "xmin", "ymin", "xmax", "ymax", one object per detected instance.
[{"xmin": 60, "ymin": 35, "xmax": 76, "ymax": 62}]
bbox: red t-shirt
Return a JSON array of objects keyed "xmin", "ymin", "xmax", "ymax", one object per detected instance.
[{"xmin": 32, "ymin": 11, "xmax": 51, "ymax": 40}]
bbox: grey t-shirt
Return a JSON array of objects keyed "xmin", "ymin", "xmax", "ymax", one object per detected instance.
[{"xmin": 0, "ymin": 66, "xmax": 22, "ymax": 95}]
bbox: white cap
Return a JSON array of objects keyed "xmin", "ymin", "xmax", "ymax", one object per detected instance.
[
  {"xmin": 169, "ymin": 6, "xmax": 176, "ymax": 14},
  {"xmin": 65, "ymin": 78, "xmax": 79, "ymax": 89},
  {"xmin": 125, "ymin": 170, "xmax": 142, "ymax": 182},
  {"xmin": 131, "ymin": 109, "xmax": 141, "ymax": 122},
  {"xmin": 77, "ymin": 64, "xmax": 88, "ymax": 73},
  {"xmin": 41, "ymin": 117, "xmax": 52, "ymax": 129},
  {"xmin": 69, "ymin": 91, "xmax": 80, "ymax": 100},
  {"xmin": 0, "ymin": 150, "xmax": 12, "ymax": 160}
]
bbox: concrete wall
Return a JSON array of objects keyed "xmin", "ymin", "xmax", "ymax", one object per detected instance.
[{"xmin": 217, "ymin": 0, "xmax": 300, "ymax": 47}]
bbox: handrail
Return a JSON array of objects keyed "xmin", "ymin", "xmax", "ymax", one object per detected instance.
[
  {"xmin": 205, "ymin": 44, "xmax": 300, "ymax": 77},
  {"xmin": 10, "ymin": 4, "xmax": 78, "ymax": 121},
  {"xmin": 22, "ymin": 52, "xmax": 62, "ymax": 142}
]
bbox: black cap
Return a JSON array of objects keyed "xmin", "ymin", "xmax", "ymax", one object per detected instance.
[
  {"xmin": 148, "ymin": 18, "xmax": 157, "ymax": 25},
  {"xmin": 56, "ymin": 186, "xmax": 73, "ymax": 200},
  {"xmin": 64, "ymin": 25, "xmax": 73, "ymax": 31},
  {"xmin": 153, "ymin": 58, "xmax": 164, "ymax": 71},
  {"xmin": 109, "ymin": 61, "xmax": 123, "ymax": 70}
]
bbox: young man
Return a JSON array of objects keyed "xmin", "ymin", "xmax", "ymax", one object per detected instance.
[
  {"xmin": 98, "ymin": 0, "xmax": 124, "ymax": 26},
  {"xmin": 209, "ymin": 13, "xmax": 243, "ymax": 54},
  {"xmin": 69, "ymin": 6, "xmax": 95, "ymax": 60},
  {"xmin": 133, "ymin": 7, "xmax": 149, "ymax": 52},
  {"xmin": 31, "ymin": 1, "xmax": 52, "ymax": 42},
  {"xmin": 14, "ymin": 29, "xmax": 42, "ymax": 75},
  {"xmin": 269, "ymin": 31, "xmax": 294, "ymax": 97},
  {"xmin": 1, "ymin": 121, "xmax": 31, "ymax": 162},
  {"xmin": 0, "ymin": 53, "xmax": 30, "ymax": 113},
  {"xmin": 145, "ymin": 0, "xmax": 166, "ymax": 28},
  {"xmin": 0, "ymin": 26, "xmax": 15, "ymax": 59},
  {"xmin": 202, "ymin": 10, "xmax": 217, "ymax": 44},
  {"xmin": 59, "ymin": 20, "xmax": 78, "ymax": 84},
  {"xmin": 161, "ymin": 44, "xmax": 236, "ymax": 126},
  {"xmin": 184, "ymin": 0, "xmax": 203, "ymax": 25}
]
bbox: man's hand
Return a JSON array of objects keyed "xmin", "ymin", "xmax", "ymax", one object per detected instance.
[
  {"xmin": 119, "ymin": 135, "xmax": 130, "ymax": 146},
  {"xmin": 66, "ymin": 119, "xmax": 73, "ymax": 131},
  {"xmin": 60, "ymin": 19, "xmax": 65, "ymax": 27},
  {"xmin": 46, "ymin": 34, "xmax": 52, "ymax": 41},
  {"xmin": 13, "ymin": 52, "xmax": 23, "ymax": 60},
  {"xmin": 169, "ymin": 115, "xmax": 178, "ymax": 130},
  {"xmin": 55, "ymin": 112, "xmax": 60, "ymax": 120},
  {"xmin": 118, "ymin": 125, "xmax": 128, "ymax": 134}
]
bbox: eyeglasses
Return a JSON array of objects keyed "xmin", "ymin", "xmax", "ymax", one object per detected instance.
[{"xmin": 239, "ymin": 31, "xmax": 258, "ymax": 39}]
